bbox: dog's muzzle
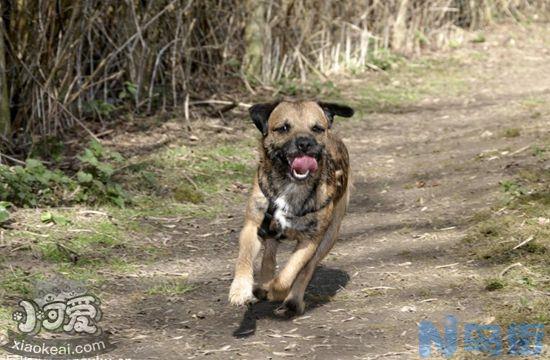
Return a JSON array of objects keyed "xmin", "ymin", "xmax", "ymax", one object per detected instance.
[{"xmin": 285, "ymin": 136, "xmax": 322, "ymax": 180}]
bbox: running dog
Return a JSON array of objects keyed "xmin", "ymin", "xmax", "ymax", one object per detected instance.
[{"xmin": 229, "ymin": 100, "xmax": 353, "ymax": 317}]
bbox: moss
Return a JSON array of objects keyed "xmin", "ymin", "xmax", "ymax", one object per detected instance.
[
  {"xmin": 502, "ymin": 128, "xmax": 520, "ymax": 138},
  {"xmin": 173, "ymin": 182, "xmax": 204, "ymax": 204},
  {"xmin": 485, "ymin": 279, "xmax": 505, "ymax": 291}
]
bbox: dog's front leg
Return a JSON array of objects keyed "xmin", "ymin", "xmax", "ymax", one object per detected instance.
[
  {"xmin": 229, "ymin": 178, "xmax": 268, "ymax": 306},
  {"xmin": 229, "ymin": 221, "xmax": 263, "ymax": 305}
]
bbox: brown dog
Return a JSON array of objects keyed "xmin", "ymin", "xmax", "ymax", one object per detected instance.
[{"xmin": 229, "ymin": 100, "xmax": 353, "ymax": 317}]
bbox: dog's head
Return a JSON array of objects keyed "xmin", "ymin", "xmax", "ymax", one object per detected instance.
[{"xmin": 249, "ymin": 100, "xmax": 354, "ymax": 181}]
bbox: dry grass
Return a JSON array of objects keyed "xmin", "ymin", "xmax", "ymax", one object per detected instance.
[
  {"xmin": 1, "ymin": 0, "xmax": 548, "ymax": 152},
  {"xmin": 462, "ymin": 148, "xmax": 549, "ymax": 326}
]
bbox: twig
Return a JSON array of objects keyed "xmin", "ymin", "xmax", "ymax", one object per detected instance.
[
  {"xmin": 239, "ymin": 69, "xmax": 257, "ymax": 95},
  {"xmin": 362, "ymin": 286, "xmax": 396, "ymax": 290},
  {"xmin": 364, "ymin": 352, "xmax": 410, "ymax": 359},
  {"xmin": 512, "ymin": 235, "xmax": 534, "ymax": 250},
  {"xmin": 182, "ymin": 172, "xmax": 199, "ymax": 191},
  {"xmin": 500, "ymin": 262, "xmax": 523, "ymax": 277},
  {"xmin": 209, "ymin": 103, "xmax": 238, "ymax": 117},
  {"xmin": 204, "ymin": 123, "xmax": 234, "ymax": 132},
  {"xmin": 56, "ymin": 243, "xmax": 79, "ymax": 264},
  {"xmin": 435, "ymin": 262, "xmax": 459, "ymax": 269},
  {"xmin": 10, "ymin": 55, "xmax": 100, "ymax": 141},
  {"xmin": 509, "ymin": 145, "xmax": 531, "ymax": 156},
  {"xmin": 78, "ymin": 210, "xmax": 110, "ymax": 217},
  {"xmin": 419, "ymin": 298, "xmax": 438, "ymax": 303},
  {"xmin": 20, "ymin": 230, "xmax": 50, "ymax": 238},
  {"xmin": 66, "ymin": 0, "xmax": 180, "ymax": 104},
  {"xmin": 183, "ymin": 93, "xmax": 191, "ymax": 132},
  {"xmin": 0, "ymin": 153, "xmax": 26, "ymax": 165},
  {"xmin": 190, "ymin": 99, "xmax": 252, "ymax": 108},
  {"xmin": 297, "ymin": 50, "xmax": 330, "ymax": 80},
  {"xmin": 148, "ymin": 39, "xmax": 177, "ymax": 113}
]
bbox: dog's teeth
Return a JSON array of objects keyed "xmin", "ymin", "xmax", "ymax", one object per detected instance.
[{"xmin": 292, "ymin": 169, "xmax": 309, "ymax": 179}]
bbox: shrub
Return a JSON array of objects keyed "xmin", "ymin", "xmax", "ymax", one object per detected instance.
[{"xmin": 0, "ymin": 141, "xmax": 126, "ymax": 208}]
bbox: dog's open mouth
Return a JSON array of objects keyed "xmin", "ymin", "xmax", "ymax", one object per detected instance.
[{"xmin": 290, "ymin": 155, "xmax": 318, "ymax": 180}]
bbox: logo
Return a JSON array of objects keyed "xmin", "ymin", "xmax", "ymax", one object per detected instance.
[
  {"xmin": 419, "ymin": 315, "xmax": 545, "ymax": 358},
  {"xmin": 1, "ymin": 277, "xmax": 115, "ymax": 359}
]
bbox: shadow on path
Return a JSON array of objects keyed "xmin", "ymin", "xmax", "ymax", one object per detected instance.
[{"xmin": 233, "ymin": 266, "xmax": 350, "ymax": 338}]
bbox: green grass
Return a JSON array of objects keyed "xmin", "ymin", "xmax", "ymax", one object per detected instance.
[
  {"xmin": 472, "ymin": 33, "xmax": 486, "ymax": 43},
  {"xmin": 0, "ymin": 305, "xmax": 11, "ymax": 333},
  {"xmin": 36, "ymin": 219, "xmax": 123, "ymax": 263},
  {"xmin": 352, "ymin": 56, "xmax": 468, "ymax": 113},
  {"xmin": 56, "ymin": 262, "xmax": 106, "ymax": 285},
  {"xmin": 0, "ymin": 268, "xmax": 39, "ymax": 298},
  {"xmin": 120, "ymin": 140, "xmax": 255, "ymax": 219},
  {"xmin": 0, "ymin": 135, "xmax": 253, "ymax": 302},
  {"xmin": 146, "ymin": 279, "xmax": 194, "ymax": 296},
  {"xmin": 519, "ymin": 96, "xmax": 545, "ymax": 109},
  {"xmin": 462, "ymin": 157, "xmax": 549, "ymax": 325}
]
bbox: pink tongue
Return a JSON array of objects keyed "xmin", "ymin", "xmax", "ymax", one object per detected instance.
[{"xmin": 291, "ymin": 156, "xmax": 318, "ymax": 175}]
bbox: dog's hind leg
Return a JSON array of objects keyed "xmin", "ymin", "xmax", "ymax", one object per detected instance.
[{"xmin": 253, "ymin": 238, "xmax": 279, "ymax": 301}]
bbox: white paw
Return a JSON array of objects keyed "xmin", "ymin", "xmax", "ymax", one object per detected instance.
[{"xmin": 228, "ymin": 277, "xmax": 256, "ymax": 305}]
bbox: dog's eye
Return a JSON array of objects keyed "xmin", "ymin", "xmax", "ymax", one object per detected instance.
[
  {"xmin": 312, "ymin": 125, "xmax": 325, "ymax": 133},
  {"xmin": 274, "ymin": 124, "xmax": 290, "ymax": 133}
]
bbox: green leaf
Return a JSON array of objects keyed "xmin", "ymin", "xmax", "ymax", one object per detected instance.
[
  {"xmin": 78, "ymin": 149, "xmax": 99, "ymax": 166},
  {"xmin": 110, "ymin": 151, "xmax": 124, "ymax": 162},
  {"xmin": 77, "ymin": 171, "xmax": 93, "ymax": 184},
  {"xmin": 25, "ymin": 158, "xmax": 43, "ymax": 169},
  {"xmin": 124, "ymin": 81, "xmax": 138, "ymax": 96},
  {"xmin": 110, "ymin": 195, "xmax": 125, "ymax": 208},
  {"xmin": 41, "ymin": 211, "xmax": 53, "ymax": 223},
  {"xmin": 52, "ymin": 214, "xmax": 70, "ymax": 226},
  {"xmin": 0, "ymin": 205, "xmax": 9, "ymax": 223},
  {"xmin": 40, "ymin": 211, "xmax": 70, "ymax": 225},
  {"xmin": 88, "ymin": 140, "xmax": 104, "ymax": 157},
  {"xmin": 97, "ymin": 163, "xmax": 114, "ymax": 177}
]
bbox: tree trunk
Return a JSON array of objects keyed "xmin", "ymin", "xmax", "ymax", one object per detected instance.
[
  {"xmin": 0, "ymin": 13, "xmax": 10, "ymax": 138},
  {"xmin": 392, "ymin": 0, "xmax": 409, "ymax": 53},
  {"xmin": 243, "ymin": 0, "xmax": 265, "ymax": 79}
]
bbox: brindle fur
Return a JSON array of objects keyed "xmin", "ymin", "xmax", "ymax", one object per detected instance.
[{"xmin": 229, "ymin": 100, "xmax": 353, "ymax": 317}]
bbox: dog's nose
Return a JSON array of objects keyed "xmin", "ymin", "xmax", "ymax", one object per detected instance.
[{"xmin": 295, "ymin": 136, "xmax": 315, "ymax": 152}]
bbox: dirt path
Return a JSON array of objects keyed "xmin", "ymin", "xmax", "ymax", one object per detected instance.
[{"xmin": 104, "ymin": 24, "xmax": 549, "ymax": 359}]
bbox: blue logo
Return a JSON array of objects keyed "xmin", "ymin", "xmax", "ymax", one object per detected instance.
[{"xmin": 419, "ymin": 315, "xmax": 544, "ymax": 357}]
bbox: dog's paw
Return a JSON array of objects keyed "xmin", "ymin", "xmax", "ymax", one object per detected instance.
[
  {"xmin": 252, "ymin": 286, "xmax": 269, "ymax": 301},
  {"xmin": 264, "ymin": 278, "xmax": 290, "ymax": 301},
  {"xmin": 229, "ymin": 277, "xmax": 256, "ymax": 305},
  {"xmin": 273, "ymin": 299, "xmax": 305, "ymax": 318}
]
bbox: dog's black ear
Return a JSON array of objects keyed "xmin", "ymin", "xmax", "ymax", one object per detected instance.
[
  {"xmin": 249, "ymin": 102, "xmax": 280, "ymax": 136},
  {"xmin": 317, "ymin": 102, "xmax": 354, "ymax": 128}
]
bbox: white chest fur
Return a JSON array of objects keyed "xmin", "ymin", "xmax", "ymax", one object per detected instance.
[{"xmin": 273, "ymin": 196, "xmax": 291, "ymax": 229}]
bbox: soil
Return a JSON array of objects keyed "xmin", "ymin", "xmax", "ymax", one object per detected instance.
[{"xmin": 11, "ymin": 23, "xmax": 550, "ymax": 360}]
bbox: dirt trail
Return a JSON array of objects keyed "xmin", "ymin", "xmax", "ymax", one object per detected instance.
[{"xmin": 107, "ymin": 24, "xmax": 550, "ymax": 359}]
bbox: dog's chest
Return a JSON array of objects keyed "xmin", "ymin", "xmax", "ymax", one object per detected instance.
[
  {"xmin": 273, "ymin": 196, "xmax": 291, "ymax": 229},
  {"xmin": 271, "ymin": 185, "xmax": 313, "ymax": 229}
]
